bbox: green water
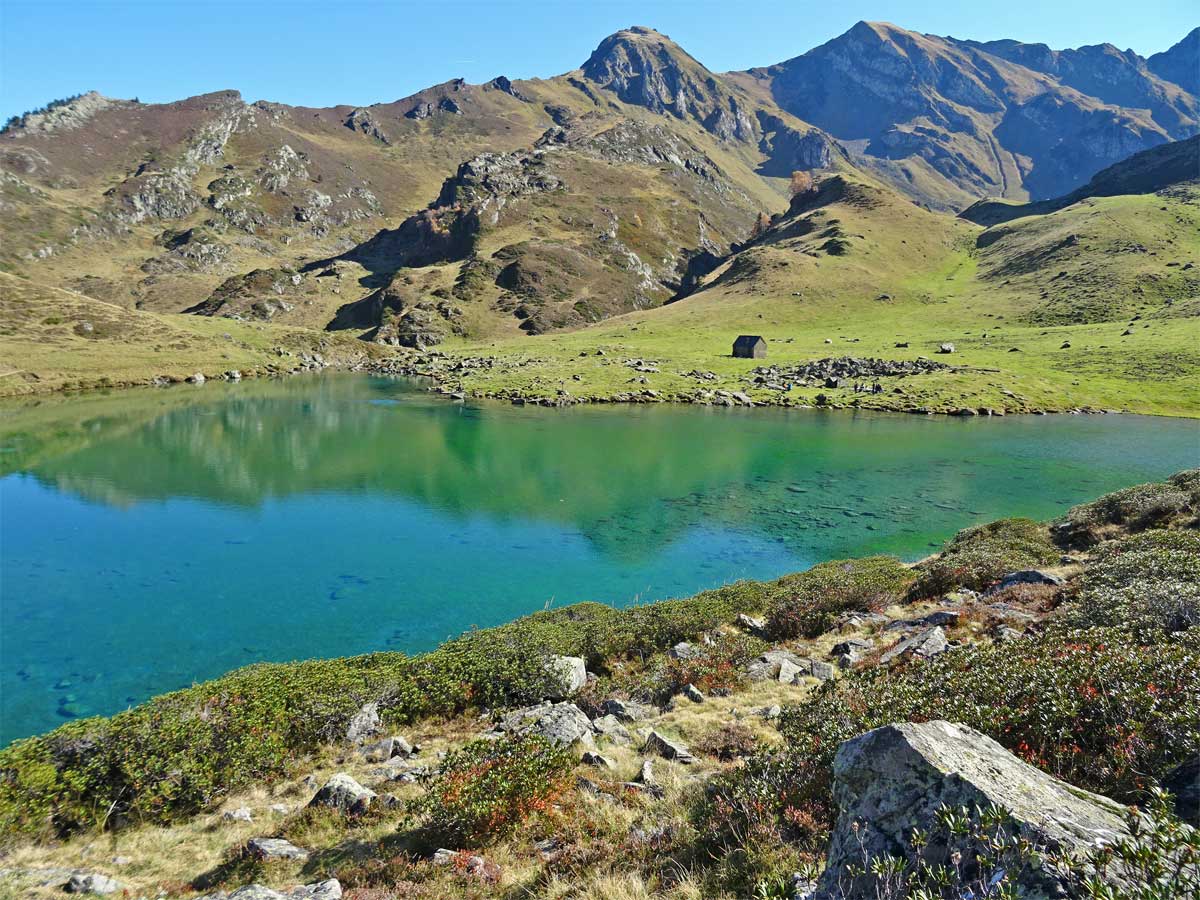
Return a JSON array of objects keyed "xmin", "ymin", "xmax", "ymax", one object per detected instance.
[{"xmin": 0, "ymin": 374, "xmax": 1196, "ymax": 744}]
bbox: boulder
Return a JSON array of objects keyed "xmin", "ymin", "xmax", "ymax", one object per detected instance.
[
  {"xmin": 683, "ymin": 683, "xmax": 705, "ymax": 703},
  {"xmin": 496, "ymin": 701, "xmax": 594, "ymax": 746},
  {"xmin": 581, "ymin": 750, "xmax": 615, "ymax": 768},
  {"xmin": 543, "ymin": 655, "xmax": 587, "ymax": 699},
  {"xmin": 879, "ymin": 626, "xmax": 948, "ymax": 665},
  {"xmin": 247, "ymin": 836, "xmax": 309, "ymax": 861},
  {"xmin": 814, "ymin": 720, "xmax": 1132, "ymax": 899},
  {"xmin": 64, "ymin": 873, "xmax": 122, "ymax": 895},
  {"xmin": 222, "ymin": 806, "xmax": 253, "ymax": 822},
  {"xmin": 778, "ymin": 658, "xmax": 804, "ymax": 684},
  {"xmin": 361, "ymin": 734, "xmax": 414, "ymax": 762},
  {"xmin": 308, "ymin": 773, "xmax": 376, "ymax": 814},
  {"xmin": 592, "ymin": 714, "xmax": 632, "ymax": 744},
  {"xmin": 642, "ymin": 730, "xmax": 696, "ymax": 764},
  {"xmin": 937, "ymin": 343, "xmax": 955, "ymax": 354},
  {"xmin": 994, "ymin": 570, "xmax": 1065, "ymax": 592},
  {"xmin": 345, "ymin": 701, "xmax": 382, "ymax": 743},
  {"xmin": 736, "ymin": 613, "xmax": 767, "ymax": 636},
  {"xmin": 601, "ymin": 698, "xmax": 654, "ymax": 721},
  {"xmin": 808, "ymin": 659, "xmax": 836, "ymax": 681},
  {"xmin": 291, "ymin": 880, "xmax": 343, "ymax": 900},
  {"xmin": 668, "ymin": 641, "xmax": 699, "ymax": 660}
]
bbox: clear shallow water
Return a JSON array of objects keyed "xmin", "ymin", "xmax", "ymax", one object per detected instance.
[{"xmin": 0, "ymin": 374, "xmax": 1196, "ymax": 744}]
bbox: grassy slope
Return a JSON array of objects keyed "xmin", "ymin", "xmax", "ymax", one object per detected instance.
[
  {"xmin": 445, "ymin": 176, "xmax": 1200, "ymax": 416},
  {"xmin": 0, "ymin": 273, "xmax": 385, "ymax": 394}
]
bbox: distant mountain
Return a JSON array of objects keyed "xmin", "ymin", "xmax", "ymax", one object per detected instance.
[
  {"xmin": 749, "ymin": 21, "xmax": 1197, "ymax": 206},
  {"xmin": 1148, "ymin": 28, "xmax": 1200, "ymax": 96}
]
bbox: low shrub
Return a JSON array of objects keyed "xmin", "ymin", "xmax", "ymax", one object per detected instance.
[
  {"xmin": 694, "ymin": 722, "xmax": 760, "ymax": 761},
  {"xmin": 1066, "ymin": 531, "xmax": 1200, "ymax": 635},
  {"xmin": 630, "ymin": 632, "xmax": 763, "ymax": 704},
  {"xmin": 1056, "ymin": 479, "xmax": 1195, "ymax": 547},
  {"xmin": 910, "ymin": 518, "xmax": 1058, "ymax": 597},
  {"xmin": 413, "ymin": 733, "xmax": 573, "ymax": 848},
  {"xmin": 766, "ymin": 556, "xmax": 913, "ymax": 639},
  {"xmin": 696, "ymin": 627, "xmax": 1200, "ymax": 867}
]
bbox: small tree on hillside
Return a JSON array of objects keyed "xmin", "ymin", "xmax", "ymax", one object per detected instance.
[
  {"xmin": 751, "ymin": 212, "xmax": 772, "ymax": 239},
  {"xmin": 790, "ymin": 169, "xmax": 816, "ymax": 196}
]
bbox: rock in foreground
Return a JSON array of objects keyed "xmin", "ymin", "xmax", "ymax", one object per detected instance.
[{"xmin": 816, "ymin": 720, "xmax": 1132, "ymax": 898}]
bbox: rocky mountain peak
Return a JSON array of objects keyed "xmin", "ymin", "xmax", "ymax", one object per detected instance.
[
  {"xmin": 1147, "ymin": 27, "xmax": 1200, "ymax": 95},
  {"xmin": 581, "ymin": 26, "xmax": 756, "ymax": 142}
]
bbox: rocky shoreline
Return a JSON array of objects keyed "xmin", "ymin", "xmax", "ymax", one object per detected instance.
[{"xmin": 1, "ymin": 344, "xmax": 1137, "ymax": 419}]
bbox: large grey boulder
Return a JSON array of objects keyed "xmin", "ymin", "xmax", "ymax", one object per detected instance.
[
  {"xmin": 601, "ymin": 698, "xmax": 654, "ymax": 721},
  {"xmin": 814, "ymin": 720, "xmax": 1132, "ymax": 899},
  {"xmin": 543, "ymin": 655, "xmax": 587, "ymax": 699},
  {"xmin": 496, "ymin": 701, "xmax": 594, "ymax": 746},
  {"xmin": 64, "ymin": 873, "xmax": 122, "ymax": 895},
  {"xmin": 308, "ymin": 773, "xmax": 376, "ymax": 814},
  {"xmin": 291, "ymin": 880, "xmax": 343, "ymax": 900}
]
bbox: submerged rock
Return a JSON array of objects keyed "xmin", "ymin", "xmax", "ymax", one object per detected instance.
[{"xmin": 814, "ymin": 720, "xmax": 1132, "ymax": 899}]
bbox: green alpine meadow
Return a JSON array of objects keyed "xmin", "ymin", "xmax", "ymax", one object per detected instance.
[{"xmin": 0, "ymin": 5, "xmax": 1197, "ymax": 899}]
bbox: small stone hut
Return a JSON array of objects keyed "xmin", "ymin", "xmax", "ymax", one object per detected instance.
[{"xmin": 732, "ymin": 335, "xmax": 767, "ymax": 359}]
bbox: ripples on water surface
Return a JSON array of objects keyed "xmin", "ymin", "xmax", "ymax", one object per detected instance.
[{"xmin": 1, "ymin": 374, "xmax": 1197, "ymax": 742}]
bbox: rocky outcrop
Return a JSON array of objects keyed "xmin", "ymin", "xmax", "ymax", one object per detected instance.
[
  {"xmin": 815, "ymin": 720, "xmax": 1133, "ymax": 898},
  {"xmin": 581, "ymin": 27, "xmax": 756, "ymax": 143},
  {"xmin": 493, "ymin": 701, "xmax": 594, "ymax": 746},
  {"xmin": 185, "ymin": 267, "xmax": 305, "ymax": 320}
]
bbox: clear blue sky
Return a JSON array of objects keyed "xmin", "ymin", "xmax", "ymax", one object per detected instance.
[{"xmin": 1, "ymin": 0, "xmax": 1195, "ymax": 121}]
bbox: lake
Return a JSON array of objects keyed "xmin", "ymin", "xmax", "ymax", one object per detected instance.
[{"xmin": 1, "ymin": 374, "xmax": 1196, "ymax": 744}]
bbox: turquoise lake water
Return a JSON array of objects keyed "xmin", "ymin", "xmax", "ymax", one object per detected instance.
[{"xmin": 0, "ymin": 374, "xmax": 1196, "ymax": 744}]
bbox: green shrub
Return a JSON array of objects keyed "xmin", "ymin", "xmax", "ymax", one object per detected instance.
[
  {"xmin": 766, "ymin": 556, "xmax": 913, "ymax": 639},
  {"xmin": 1066, "ymin": 531, "xmax": 1200, "ymax": 635},
  {"xmin": 630, "ymin": 632, "xmax": 763, "ymax": 704},
  {"xmin": 696, "ymin": 627, "xmax": 1200, "ymax": 864},
  {"xmin": 911, "ymin": 518, "xmax": 1058, "ymax": 597},
  {"xmin": 1056, "ymin": 480, "xmax": 1194, "ymax": 547},
  {"xmin": 413, "ymin": 733, "xmax": 573, "ymax": 848}
]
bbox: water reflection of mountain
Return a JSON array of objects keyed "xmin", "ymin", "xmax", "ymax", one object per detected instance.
[
  {"xmin": 3, "ymin": 374, "xmax": 1197, "ymax": 564},
  {"xmin": 1, "ymin": 376, "xmax": 818, "ymax": 561}
]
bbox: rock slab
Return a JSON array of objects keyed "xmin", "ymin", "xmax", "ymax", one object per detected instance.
[{"xmin": 814, "ymin": 720, "xmax": 1132, "ymax": 899}]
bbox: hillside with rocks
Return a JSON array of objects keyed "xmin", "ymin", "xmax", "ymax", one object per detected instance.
[{"xmin": 1, "ymin": 471, "xmax": 1197, "ymax": 898}]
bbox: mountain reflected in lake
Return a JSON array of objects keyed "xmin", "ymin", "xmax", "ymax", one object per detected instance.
[{"xmin": 2, "ymin": 374, "xmax": 1197, "ymax": 743}]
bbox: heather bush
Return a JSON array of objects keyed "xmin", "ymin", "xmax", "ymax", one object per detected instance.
[
  {"xmin": 1066, "ymin": 530, "xmax": 1200, "ymax": 635},
  {"xmin": 694, "ymin": 722, "xmax": 761, "ymax": 761},
  {"xmin": 911, "ymin": 518, "xmax": 1058, "ymax": 597},
  {"xmin": 766, "ymin": 556, "xmax": 913, "ymax": 639},
  {"xmin": 630, "ymin": 631, "xmax": 763, "ymax": 704},
  {"xmin": 413, "ymin": 733, "xmax": 573, "ymax": 847},
  {"xmin": 1056, "ymin": 479, "xmax": 1194, "ymax": 547}
]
